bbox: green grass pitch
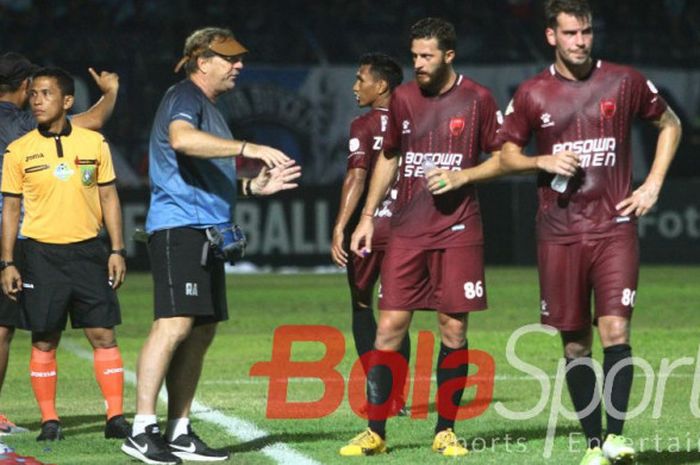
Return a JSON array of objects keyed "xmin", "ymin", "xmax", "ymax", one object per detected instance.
[{"xmin": 2, "ymin": 266, "xmax": 699, "ymax": 464}]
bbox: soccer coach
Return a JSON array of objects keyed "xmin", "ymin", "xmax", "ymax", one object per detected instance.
[{"xmin": 122, "ymin": 27, "xmax": 300, "ymax": 465}]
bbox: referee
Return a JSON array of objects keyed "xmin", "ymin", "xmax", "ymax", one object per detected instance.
[
  {"xmin": 0, "ymin": 67, "xmax": 130, "ymax": 441},
  {"xmin": 0, "ymin": 51, "xmax": 119, "ymax": 438}
]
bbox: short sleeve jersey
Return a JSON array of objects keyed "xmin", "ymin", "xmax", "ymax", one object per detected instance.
[
  {"xmin": 145, "ymin": 80, "xmax": 237, "ymax": 233},
  {"xmin": 0, "ymin": 102, "xmax": 37, "ymax": 214},
  {"xmin": 2, "ymin": 122, "xmax": 116, "ymax": 244},
  {"xmin": 346, "ymin": 107, "xmax": 394, "ymax": 249},
  {"xmin": 384, "ymin": 76, "xmax": 501, "ymax": 248},
  {"xmin": 500, "ymin": 61, "xmax": 667, "ymax": 243}
]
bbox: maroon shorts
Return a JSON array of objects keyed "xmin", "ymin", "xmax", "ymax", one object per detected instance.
[
  {"xmin": 346, "ymin": 249, "xmax": 384, "ymax": 301},
  {"xmin": 379, "ymin": 245, "xmax": 487, "ymax": 313},
  {"xmin": 537, "ymin": 234, "xmax": 639, "ymax": 331}
]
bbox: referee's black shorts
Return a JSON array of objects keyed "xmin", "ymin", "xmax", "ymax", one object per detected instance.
[
  {"xmin": 20, "ymin": 238, "xmax": 121, "ymax": 332},
  {"xmin": 0, "ymin": 239, "xmax": 24, "ymax": 328},
  {"xmin": 149, "ymin": 227, "xmax": 228, "ymax": 325}
]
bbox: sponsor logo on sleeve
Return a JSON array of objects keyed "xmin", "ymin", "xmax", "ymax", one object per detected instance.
[{"xmin": 348, "ymin": 138, "xmax": 360, "ymax": 152}]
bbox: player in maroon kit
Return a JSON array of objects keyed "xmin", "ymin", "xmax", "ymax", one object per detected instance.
[
  {"xmin": 330, "ymin": 53, "xmax": 409, "ymax": 416},
  {"xmin": 340, "ymin": 18, "xmax": 504, "ymax": 457},
  {"xmin": 500, "ymin": 1, "xmax": 682, "ymax": 464}
]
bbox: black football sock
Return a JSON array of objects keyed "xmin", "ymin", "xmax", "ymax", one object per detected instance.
[
  {"xmin": 435, "ymin": 342, "xmax": 468, "ymax": 435},
  {"xmin": 565, "ymin": 354, "xmax": 603, "ymax": 449},
  {"xmin": 603, "ymin": 344, "xmax": 633, "ymax": 436},
  {"xmin": 366, "ymin": 350, "xmax": 396, "ymax": 439},
  {"xmin": 351, "ymin": 304, "xmax": 377, "ymax": 370},
  {"xmin": 397, "ymin": 333, "xmax": 411, "ymax": 401}
]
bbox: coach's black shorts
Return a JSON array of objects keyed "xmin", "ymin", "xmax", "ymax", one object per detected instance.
[
  {"xmin": 0, "ymin": 239, "xmax": 24, "ymax": 328},
  {"xmin": 149, "ymin": 228, "xmax": 228, "ymax": 325},
  {"xmin": 19, "ymin": 238, "xmax": 121, "ymax": 332}
]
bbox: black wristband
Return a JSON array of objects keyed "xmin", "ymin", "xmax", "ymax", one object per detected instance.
[
  {"xmin": 0, "ymin": 260, "xmax": 15, "ymax": 271},
  {"xmin": 110, "ymin": 249, "xmax": 127, "ymax": 257}
]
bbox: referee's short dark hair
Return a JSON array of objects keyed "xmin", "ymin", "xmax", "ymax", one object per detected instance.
[
  {"xmin": 359, "ymin": 53, "xmax": 403, "ymax": 92},
  {"xmin": 32, "ymin": 67, "xmax": 75, "ymax": 97},
  {"xmin": 410, "ymin": 17, "xmax": 457, "ymax": 53},
  {"xmin": 545, "ymin": 0, "xmax": 592, "ymax": 29}
]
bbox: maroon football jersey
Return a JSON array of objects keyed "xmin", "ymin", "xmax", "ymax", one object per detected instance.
[
  {"xmin": 383, "ymin": 75, "xmax": 501, "ymax": 248},
  {"xmin": 347, "ymin": 107, "xmax": 394, "ymax": 249},
  {"xmin": 500, "ymin": 61, "xmax": 667, "ymax": 243}
]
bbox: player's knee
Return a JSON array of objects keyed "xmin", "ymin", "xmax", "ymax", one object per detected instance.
[
  {"xmin": 151, "ymin": 317, "xmax": 194, "ymax": 345},
  {"xmin": 564, "ymin": 343, "xmax": 592, "ymax": 359},
  {"xmin": 85, "ymin": 328, "xmax": 117, "ymax": 349},
  {"xmin": 598, "ymin": 317, "xmax": 629, "ymax": 346}
]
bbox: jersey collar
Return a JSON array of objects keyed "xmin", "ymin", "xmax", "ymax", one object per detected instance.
[{"xmin": 38, "ymin": 118, "xmax": 72, "ymax": 138}]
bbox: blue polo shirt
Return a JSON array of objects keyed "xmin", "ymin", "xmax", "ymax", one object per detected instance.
[
  {"xmin": 145, "ymin": 80, "xmax": 237, "ymax": 233},
  {"xmin": 0, "ymin": 101, "xmax": 36, "ymax": 214}
]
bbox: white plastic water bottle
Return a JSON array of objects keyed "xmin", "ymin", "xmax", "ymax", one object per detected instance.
[
  {"xmin": 422, "ymin": 157, "xmax": 436, "ymax": 177},
  {"xmin": 550, "ymin": 174, "xmax": 570, "ymax": 193}
]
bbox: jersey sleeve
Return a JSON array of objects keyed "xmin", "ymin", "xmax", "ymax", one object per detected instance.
[
  {"xmin": 499, "ymin": 86, "xmax": 534, "ymax": 148},
  {"xmin": 168, "ymin": 86, "xmax": 203, "ymax": 128},
  {"xmin": 478, "ymin": 89, "xmax": 503, "ymax": 154},
  {"xmin": 346, "ymin": 118, "xmax": 371, "ymax": 171},
  {"xmin": 1, "ymin": 144, "xmax": 24, "ymax": 196},
  {"xmin": 97, "ymin": 138, "xmax": 117, "ymax": 185},
  {"xmin": 383, "ymin": 92, "xmax": 404, "ymax": 153},
  {"xmin": 629, "ymin": 70, "xmax": 668, "ymax": 121}
]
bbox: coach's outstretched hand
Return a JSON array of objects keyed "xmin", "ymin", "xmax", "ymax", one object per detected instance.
[
  {"xmin": 243, "ymin": 143, "xmax": 291, "ymax": 168},
  {"xmin": 250, "ymin": 160, "xmax": 301, "ymax": 196},
  {"xmin": 1, "ymin": 266, "xmax": 22, "ymax": 301}
]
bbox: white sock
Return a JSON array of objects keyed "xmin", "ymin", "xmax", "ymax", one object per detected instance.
[
  {"xmin": 166, "ymin": 418, "xmax": 190, "ymax": 442},
  {"xmin": 132, "ymin": 414, "xmax": 158, "ymax": 436}
]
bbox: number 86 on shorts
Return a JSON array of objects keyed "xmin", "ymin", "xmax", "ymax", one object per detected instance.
[{"xmin": 464, "ymin": 280, "xmax": 484, "ymax": 300}]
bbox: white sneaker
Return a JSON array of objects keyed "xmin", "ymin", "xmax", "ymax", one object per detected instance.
[{"xmin": 602, "ymin": 434, "xmax": 635, "ymax": 463}]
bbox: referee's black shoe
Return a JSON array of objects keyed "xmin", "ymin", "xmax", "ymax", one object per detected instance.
[
  {"xmin": 36, "ymin": 420, "xmax": 64, "ymax": 441},
  {"xmin": 168, "ymin": 426, "xmax": 229, "ymax": 462},
  {"xmin": 121, "ymin": 424, "xmax": 182, "ymax": 465}
]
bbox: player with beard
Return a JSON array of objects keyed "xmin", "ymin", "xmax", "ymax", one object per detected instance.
[
  {"xmin": 340, "ymin": 18, "xmax": 504, "ymax": 457},
  {"xmin": 331, "ymin": 53, "xmax": 410, "ymax": 417},
  {"xmin": 499, "ymin": 1, "xmax": 682, "ymax": 464}
]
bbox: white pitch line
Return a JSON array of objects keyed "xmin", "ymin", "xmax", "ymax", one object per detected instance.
[{"xmin": 62, "ymin": 339, "xmax": 321, "ymax": 465}]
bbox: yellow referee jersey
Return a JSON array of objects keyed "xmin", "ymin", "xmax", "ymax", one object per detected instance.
[{"xmin": 1, "ymin": 120, "xmax": 116, "ymax": 244}]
